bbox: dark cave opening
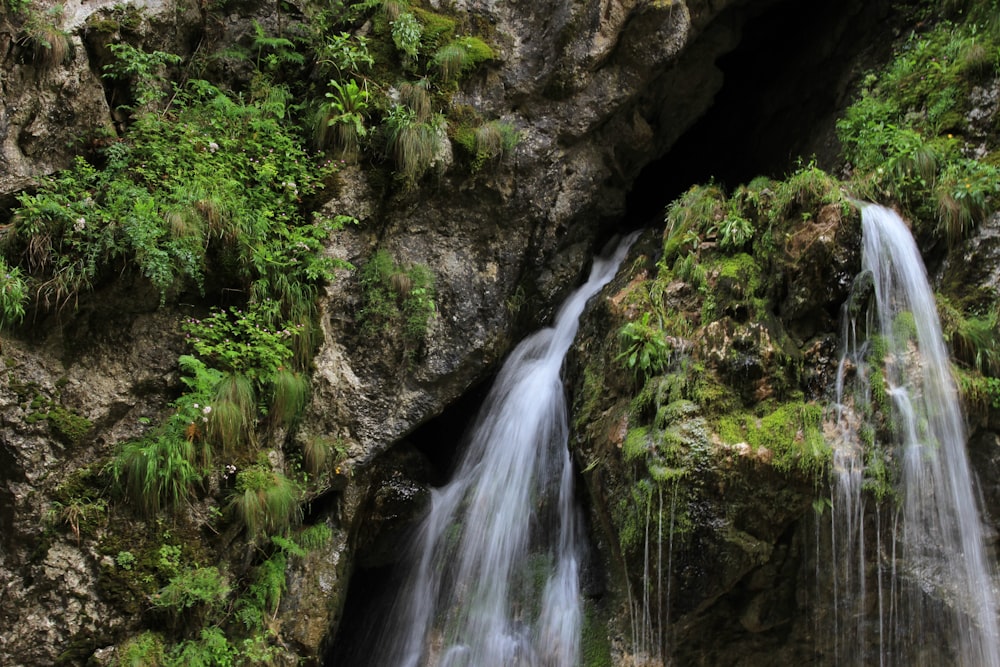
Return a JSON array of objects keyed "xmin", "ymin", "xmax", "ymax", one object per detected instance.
[{"xmin": 625, "ymin": 0, "xmax": 892, "ymax": 225}]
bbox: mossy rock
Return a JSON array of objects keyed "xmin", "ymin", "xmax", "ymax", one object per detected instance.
[
  {"xmin": 411, "ymin": 6, "xmax": 457, "ymax": 53},
  {"xmin": 46, "ymin": 406, "xmax": 92, "ymax": 446}
]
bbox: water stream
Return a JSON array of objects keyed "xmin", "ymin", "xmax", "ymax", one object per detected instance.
[
  {"xmin": 371, "ymin": 234, "xmax": 637, "ymax": 667},
  {"xmin": 830, "ymin": 203, "xmax": 1000, "ymax": 666}
]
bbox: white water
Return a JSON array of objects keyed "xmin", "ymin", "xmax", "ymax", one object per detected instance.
[
  {"xmin": 830, "ymin": 204, "xmax": 1000, "ymax": 665},
  {"xmin": 374, "ymin": 234, "xmax": 637, "ymax": 667}
]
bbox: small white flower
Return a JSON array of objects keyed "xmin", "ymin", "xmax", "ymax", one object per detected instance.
[
  {"xmin": 74, "ymin": 217, "xmax": 86, "ymax": 232},
  {"xmin": 202, "ymin": 405, "xmax": 212, "ymax": 414},
  {"xmin": 208, "ymin": 141, "xmax": 219, "ymax": 153}
]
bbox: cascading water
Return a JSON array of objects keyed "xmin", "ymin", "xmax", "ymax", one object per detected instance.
[
  {"xmin": 370, "ymin": 234, "xmax": 637, "ymax": 667},
  {"xmin": 830, "ymin": 203, "xmax": 1000, "ymax": 666}
]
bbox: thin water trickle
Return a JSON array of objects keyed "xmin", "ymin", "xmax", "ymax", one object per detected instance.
[
  {"xmin": 830, "ymin": 203, "xmax": 1000, "ymax": 666},
  {"xmin": 372, "ymin": 234, "xmax": 638, "ymax": 667}
]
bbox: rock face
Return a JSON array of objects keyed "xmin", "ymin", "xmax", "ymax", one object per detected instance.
[
  {"xmin": 0, "ymin": 0, "xmax": 904, "ymax": 664},
  {"xmin": 562, "ymin": 187, "xmax": 861, "ymax": 665}
]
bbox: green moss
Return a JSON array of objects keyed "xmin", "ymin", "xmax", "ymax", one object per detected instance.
[
  {"xmin": 574, "ymin": 364, "xmax": 606, "ymax": 433},
  {"xmin": 714, "ymin": 253, "xmax": 762, "ymax": 299},
  {"xmin": 688, "ymin": 365, "xmax": 738, "ymax": 416},
  {"xmin": 716, "ymin": 401, "xmax": 830, "ymax": 476},
  {"xmin": 411, "ymin": 6, "xmax": 456, "ymax": 53},
  {"xmin": 581, "ymin": 599, "xmax": 613, "ymax": 667},
  {"xmin": 622, "ymin": 426, "xmax": 651, "ymax": 462},
  {"xmin": 46, "ymin": 406, "xmax": 92, "ymax": 446}
]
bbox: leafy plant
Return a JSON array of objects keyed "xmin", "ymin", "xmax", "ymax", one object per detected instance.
[
  {"xmin": 934, "ymin": 159, "xmax": 999, "ymax": 245},
  {"xmin": 662, "ymin": 183, "xmax": 724, "ymax": 263},
  {"xmin": 117, "ymin": 632, "xmax": 166, "ymax": 667},
  {"xmin": 390, "ymin": 12, "xmax": 422, "ymax": 64},
  {"xmin": 183, "ymin": 306, "xmax": 299, "ymax": 380},
  {"xmin": 166, "ymin": 627, "xmax": 235, "ymax": 667},
  {"xmin": 0, "ymin": 260, "xmax": 28, "ymax": 327},
  {"xmin": 4, "ymin": 0, "xmax": 32, "ymax": 15},
  {"xmin": 318, "ymin": 78, "xmax": 370, "ymax": 158},
  {"xmin": 315, "ymin": 30, "xmax": 375, "ymax": 80},
  {"xmin": 251, "ymin": 20, "xmax": 304, "ymax": 73},
  {"xmin": 5, "ymin": 80, "xmax": 343, "ymax": 311},
  {"xmin": 836, "ymin": 19, "xmax": 1000, "ymax": 242},
  {"xmin": 102, "ymin": 42, "xmax": 182, "ymax": 109},
  {"xmin": 718, "ymin": 213, "xmax": 754, "ymax": 250},
  {"xmin": 154, "ymin": 566, "xmax": 230, "ymax": 622},
  {"xmin": 116, "ymin": 550, "xmax": 137, "ymax": 570},
  {"xmin": 617, "ymin": 312, "xmax": 671, "ymax": 380}
]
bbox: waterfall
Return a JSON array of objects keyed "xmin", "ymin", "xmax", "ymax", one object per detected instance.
[
  {"xmin": 373, "ymin": 234, "xmax": 637, "ymax": 667},
  {"xmin": 830, "ymin": 203, "xmax": 1000, "ymax": 666}
]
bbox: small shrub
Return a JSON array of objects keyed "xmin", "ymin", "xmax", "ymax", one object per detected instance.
[
  {"xmin": 0, "ymin": 260, "xmax": 28, "ymax": 327},
  {"xmin": 207, "ymin": 372, "xmax": 257, "ymax": 452},
  {"xmin": 433, "ymin": 42, "xmax": 469, "ymax": 81},
  {"xmin": 317, "ymin": 78, "xmax": 370, "ymax": 158},
  {"xmin": 102, "ymin": 42, "xmax": 182, "ymax": 108},
  {"xmin": 934, "ymin": 160, "xmax": 998, "ymax": 245},
  {"xmin": 383, "ymin": 104, "xmax": 447, "ymax": 183},
  {"xmin": 18, "ymin": 6, "xmax": 71, "ymax": 69},
  {"xmin": 617, "ymin": 312, "xmax": 671, "ymax": 381},
  {"xmin": 301, "ymin": 435, "xmax": 334, "ymax": 475},
  {"xmin": 110, "ymin": 434, "xmax": 204, "ymax": 517},
  {"xmin": 662, "ymin": 183, "xmax": 725, "ymax": 262},
  {"xmin": 718, "ymin": 213, "xmax": 754, "ymax": 250},
  {"xmin": 228, "ymin": 465, "xmax": 302, "ymax": 541},
  {"xmin": 432, "ymin": 37, "xmax": 494, "ymax": 81},
  {"xmin": 391, "ymin": 12, "xmax": 422, "ymax": 64},
  {"xmin": 155, "ymin": 566, "xmax": 229, "ymax": 616},
  {"xmin": 379, "ymin": 0, "xmax": 409, "ymax": 22},
  {"xmin": 269, "ymin": 368, "xmax": 309, "ymax": 427},
  {"xmin": 358, "ymin": 249, "xmax": 437, "ymax": 346},
  {"xmin": 167, "ymin": 627, "xmax": 235, "ymax": 667},
  {"xmin": 316, "ymin": 31, "xmax": 374, "ymax": 78},
  {"xmin": 398, "ymin": 80, "xmax": 432, "ymax": 121},
  {"xmin": 184, "ymin": 306, "xmax": 299, "ymax": 380},
  {"xmin": 116, "ymin": 550, "xmax": 137, "ymax": 570},
  {"xmin": 48, "ymin": 496, "xmax": 108, "ymax": 543},
  {"xmin": 456, "ymin": 120, "xmax": 519, "ymax": 171},
  {"xmin": 297, "ymin": 523, "xmax": 333, "ymax": 550}
]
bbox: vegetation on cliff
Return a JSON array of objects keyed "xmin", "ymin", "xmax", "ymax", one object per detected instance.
[{"xmin": 0, "ymin": 0, "xmax": 511, "ymax": 662}]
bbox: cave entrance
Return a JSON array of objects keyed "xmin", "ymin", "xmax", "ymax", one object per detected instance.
[{"xmin": 626, "ymin": 0, "xmax": 891, "ymax": 224}]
